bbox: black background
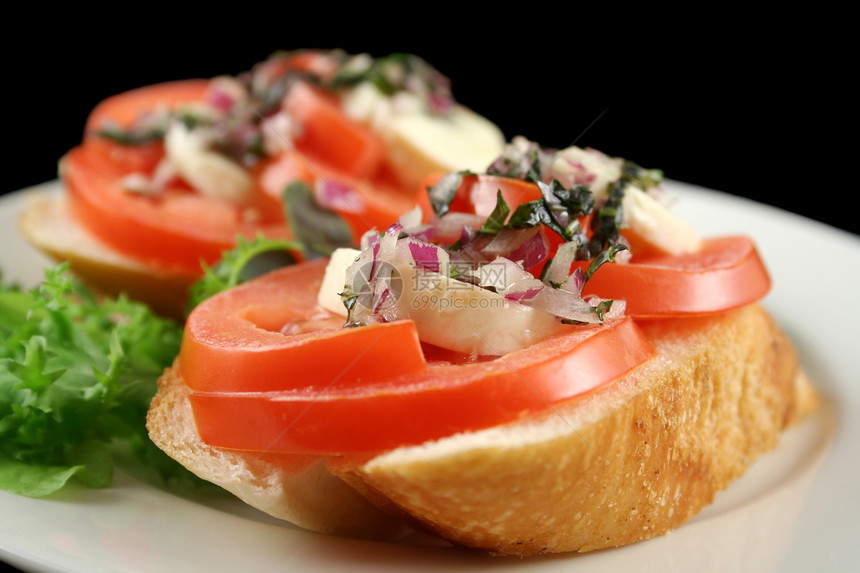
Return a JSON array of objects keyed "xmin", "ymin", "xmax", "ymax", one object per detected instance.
[{"xmin": 3, "ymin": 22, "xmax": 851, "ymax": 236}]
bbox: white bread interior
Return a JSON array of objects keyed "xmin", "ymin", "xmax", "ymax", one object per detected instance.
[
  {"xmin": 147, "ymin": 364, "xmax": 417, "ymax": 541},
  {"xmin": 18, "ymin": 195, "xmax": 196, "ymax": 319},
  {"xmin": 147, "ymin": 303, "xmax": 818, "ymax": 555}
]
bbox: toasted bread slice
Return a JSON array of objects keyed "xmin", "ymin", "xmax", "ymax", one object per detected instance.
[
  {"xmin": 147, "ymin": 364, "xmax": 417, "ymax": 541},
  {"xmin": 146, "ymin": 303, "xmax": 818, "ymax": 554},
  {"xmin": 330, "ymin": 304, "xmax": 818, "ymax": 554},
  {"xmin": 18, "ymin": 195, "xmax": 196, "ymax": 319}
]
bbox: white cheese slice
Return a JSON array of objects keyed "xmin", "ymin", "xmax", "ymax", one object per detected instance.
[
  {"xmin": 341, "ymin": 83, "xmax": 505, "ymax": 189},
  {"xmin": 164, "ymin": 121, "xmax": 252, "ymax": 202},
  {"xmin": 317, "ymin": 247, "xmax": 361, "ymax": 316},
  {"xmin": 389, "ymin": 259, "xmax": 561, "ymax": 356},
  {"xmin": 622, "ymin": 186, "xmax": 702, "ymax": 255},
  {"xmin": 325, "ymin": 241, "xmax": 561, "ymax": 356},
  {"xmin": 549, "ymin": 146, "xmax": 623, "ymax": 202}
]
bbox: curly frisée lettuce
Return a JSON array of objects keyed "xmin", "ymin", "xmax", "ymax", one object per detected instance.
[
  {"xmin": 0, "ymin": 264, "xmax": 201, "ymax": 497},
  {"xmin": 186, "ymin": 234, "xmax": 300, "ymax": 315}
]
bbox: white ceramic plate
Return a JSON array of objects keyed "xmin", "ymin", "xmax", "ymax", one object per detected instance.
[{"xmin": 1, "ymin": 181, "xmax": 857, "ymax": 573}]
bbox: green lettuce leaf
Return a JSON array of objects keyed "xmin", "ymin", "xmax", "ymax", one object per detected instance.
[{"xmin": 0, "ymin": 264, "xmax": 200, "ymax": 497}]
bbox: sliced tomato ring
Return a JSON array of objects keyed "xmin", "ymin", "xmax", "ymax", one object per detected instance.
[
  {"xmin": 458, "ymin": 173, "xmax": 543, "ymax": 216},
  {"xmin": 65, "ymin": 76, "xmax": 424, "ymax": 274},
  {"xmin": 67, "ymin": 78, "xmax": 292, "ymax": 273},
  {"xmin": 310, "ymin": 163, "xmax": 422, "ymax": 237},
  {"xmin": 63, "ymin": 143, "xmax": 289, "ymax": 273},
  {"xmin": 83, "ymin": 79, "xmax": 210, "ymax": 137},
  {"xmin": 80, "ymin": 79, "xmax": 210, "ymax": 177},
  {"xmin": 417, "ymin": 174, "xmax": 772, "ymax": 318},
  {"xmin": 184, "ymin": 259, "xmax": 655, "ymax": 454},
  {"xmin": 284, "ymin": 81, "xmax": 387, "ymax": 179},
  {"xmin": 259, "ymin": 151, "xmax": 421, "ymax": 241},
  {"xmin": 418, "ymin": 173, "xmax": 542, "ymax": 219},
  {"xmin": 179, "ymin": 259, "xmax": 428, "ymax": 393},
  {"xmin": 578, "ymin": 235, "xmax": 771, "ymax": 317}
]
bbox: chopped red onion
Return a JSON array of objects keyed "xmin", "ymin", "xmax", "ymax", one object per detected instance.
[
  {"xmin": 208, "ymin": 90, "xmax": 235, "ymax": 112},
  {"xmin": 430, "ymin": 212, "xmax": 485, "ymax": 242},
  {"xmin": 373, "ymin": 287, "xmax": 392, "ymax": 314},
  {"xmin": 427, "ymin": 92, "xmax": 454, "ymax": 115},
  {"xmin": 315, "ymin": 179, "xmax": 364, "ymax": 213},
  {"xmin": 408, "ymin": 241, "xmax": 441, "ymax": 272},
  {"xmin": 398, "ymin": 206, "xmax": 433, "ymax": 241},
  {"xmin": 398, "ymin": 205, "xmax": 423, "ymax": 229},
  {"xmin": 523, "ymin": 286, "xmax": 603, "ymax": 324},
  {"xmin": 474, "ymin": 257, "xmax": 539, "ymax": 293},
  {"xmin": 368, "ymin": 241, "xmax": 381, "ymax": 279},
  {"xmin": 483, "ymin": 227, "xmax": 549, "ymax": 270},
  {"xmin": 569, "ymin": 267, "xmax": 586, "ymax": 293},
  {"xmin": 504, "ymin": 287, "xmax": 542, "ymax": 302},
  {"xmin": 558, "ymin": 158, "xmax": 596, "ymax": 186},
  {"xmin": 360, "ymin": 230, "xmax": 379, "ymax": 249}
]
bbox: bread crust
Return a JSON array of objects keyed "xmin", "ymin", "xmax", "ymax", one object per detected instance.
[
  {"xmin": 327, "ymin": 305, "xmax": 818, "ymax": 555},
  {"xmin": 18, "ymin": 195, "xmax": 196, "ymax": 319},
  {"xmin": 147, "ymin": 303, "xmax": 818, "ymax": 555}
]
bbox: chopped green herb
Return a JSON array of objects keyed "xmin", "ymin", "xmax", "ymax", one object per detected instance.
[
  {"xmin": 486, "ymin": 141, "xmax": 551, "ymax": 182},
  {"xmin": 328, "ymin": 52, "xmax": 454, "ymax": 115},
  {"xmin": 583, "ymin": 243, "xmax": 629, "ymax": 286},
  {"xmin": 477, "ymin": 190, "xmax": 511, "ymax": 235},
  {"xmin": 427, "ymin": 171, "xmax": 467, "ymax": 218},
  {"xmin": 622, "ymin": 160, "xmax": 664, "ymax": 190},
  {"xmin": 507, "ymin": 179, "xmax": 593, "ymax": 257},
  {"xmin": 589, "ymin": 183, "xmax": 626, "ymax": 255},
  {"xmin": 95, "ymin": 122, "xmax": 166, "ymax": 145},
  {"xmin": 282, "ymin": 181, "xmax": 355, "ymax": 259}
]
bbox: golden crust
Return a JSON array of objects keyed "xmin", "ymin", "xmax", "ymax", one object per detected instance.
[
  {"xmin": 18, "ymin": 195, "xmax": 196, "ymax": 319},
  {"xmin": 327, "ymin": 305, "xmax": 818, "ymax": 555},
  {"xmin": 146, "ymin": 304, "xmax": 818, "ymax": 555}
]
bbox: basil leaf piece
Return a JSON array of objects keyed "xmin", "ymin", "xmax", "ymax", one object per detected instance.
[
  {"xmin": 477, "ymin": 190, "xmax": 511, "ymax": 235},
  {"xmin": 282, "ymin": 181, "xmax": 355, "ymax": 259},
  {"xmin": 95, "ymin": 123, "xmax": 166, "ymax": 146},
  {"xmin": 589, "ymin": 184, "xmax": 626, "ymax": 255},
  {"xmin": 537, "ymin": 179, "xmax": 595, "ymax": 217},
  {"xmin": 427, "ymin": 171, "xmax": 465, "ymax": 218},
  {"xmin": 622, "ymin": 159, "xmax": 664, "ymax": 190},
  {"xmin": 487, "ymin": 145, "xmax": 547, "ymax": 182},
  {"xmin": 583, "ymin": 243, "xmax": 629, "ymax": 285},
  {"xmin": 508, "ymin": 199, "xmax": 553, "ymax": 230}
]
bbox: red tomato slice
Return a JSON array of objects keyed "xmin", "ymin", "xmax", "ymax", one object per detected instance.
[
  {"xmin": 284, "ymin": 81, "xmax": 387, "ymax": 179},
  {"xmin": 311, "ymin": 163, "xmax": 423, "ymax": 237},
  {"xmin": 81, "ymin": 79, "xmax": 210, "ymax": 177},
  {"xmin": 578, "ymin": 236, "xmax": 771, "ymax": 317},
  {"xmin": 418, "ymin": 173, "xmax": 542, "ymax": 219},
  {"xmin": 183, "ymin": 259, "xmax": 655, "ymax": 454},
  {"xmin": 64, "ymin": 143, "xmax": 290, "ymax": 273},
  {"xmin": 84, "ymin": 79, "xmax": 210, "ymax": 136},
  {"xmin": 419, "ymin": 173, "xmax": 771, "ymax": 318},
  {"xmin": 66, "ymin": 79, "xmax": 290, "ymax": 273},
  {"xmin": 179, "ymin": 258, "xmax": 428, "ymax": 393},
  {"xmin": 64, "ymin": 77, "xmax": 422, "ymax": 274}
]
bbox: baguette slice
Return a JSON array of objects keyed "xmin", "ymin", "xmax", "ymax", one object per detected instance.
[
  {"xmin": 18, "ymin": 194, "xmax": 196, "ymax": 319},
  {"xmin": 146, "ymin": 303, "xmax": 818, "ymax": 555}
]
